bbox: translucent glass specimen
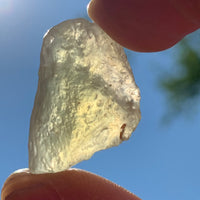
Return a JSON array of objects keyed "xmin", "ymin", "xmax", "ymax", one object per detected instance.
[{"xmin": 29, "ymin": 18, "xmax": 141, "ymax": 174}]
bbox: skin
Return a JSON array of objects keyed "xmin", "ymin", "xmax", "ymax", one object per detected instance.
[
  {"xmin": 2, "ymin": 0, "xmax": 200, "ymax": 199},
  {"xmin": 88, "ymin": 0, "xmax": 200, "ymax": 52},
  {"xmin": 1, "ymin": 169, "xmax": 141, "ymax": 200}
]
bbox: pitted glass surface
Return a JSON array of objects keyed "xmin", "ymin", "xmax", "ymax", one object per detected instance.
[{"xmin": 29, "ymin": 18, "xmax": 141, "ymax": 174}]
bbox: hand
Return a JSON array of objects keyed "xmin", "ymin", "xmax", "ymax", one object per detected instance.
[
  {"xmin": 88, "ymin": 0, "xmax": 200, "ymax": 52},
  {"xmin": 1, "ymin": 168, "xmax": 141, "ymax": 200}
]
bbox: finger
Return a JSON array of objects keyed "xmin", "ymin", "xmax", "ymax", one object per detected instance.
[
  {"xmin": 1, "ymin": 168, "xmax": 141, "ymax": 200},
  {"xmin": 88, "ymin": 0, "xmax": 200, "ymax": 52}
]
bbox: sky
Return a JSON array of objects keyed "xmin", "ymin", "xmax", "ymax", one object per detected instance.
[{"xmin": 0, "ymin": 0, "xmax": 200, "ymax": 200}]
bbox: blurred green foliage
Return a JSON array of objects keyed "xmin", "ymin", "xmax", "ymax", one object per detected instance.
[{"xmin": 160, "ymin": 39, "xmax": 200, "ymax": 117}]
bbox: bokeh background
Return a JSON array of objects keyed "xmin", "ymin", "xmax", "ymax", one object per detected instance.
[{"xmin": 0, "ymin": 1, "xmax": 200, "ymax": 199}]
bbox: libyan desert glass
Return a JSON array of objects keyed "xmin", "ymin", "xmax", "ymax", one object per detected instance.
[{"xmin": 28, "ymin": 18, "xmax": 141, "ymax": 174}]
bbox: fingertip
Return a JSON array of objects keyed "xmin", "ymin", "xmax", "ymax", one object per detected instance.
[
  {"xmin": 88, "ymin": 0, "xmax": 200, "ymax": 52},
  {"xmin": 1, "ymin": 169, "xmax": 141, "ymax": 200}
]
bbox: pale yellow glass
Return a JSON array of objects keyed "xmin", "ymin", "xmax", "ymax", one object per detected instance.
[{"xmin": 28, "ymin": 19, "xmax": 141, "ymax": 174}]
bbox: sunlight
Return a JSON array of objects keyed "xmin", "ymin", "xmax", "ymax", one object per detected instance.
[{"xmin": 0, "ymin": 0, "xmax": 13, "ymax": 15}]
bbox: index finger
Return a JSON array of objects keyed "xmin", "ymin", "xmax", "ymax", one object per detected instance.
[{"xmin": 88, "ymin": 0, "xmax": 200, "ymax": 52}]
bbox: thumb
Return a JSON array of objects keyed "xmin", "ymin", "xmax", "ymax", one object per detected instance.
[{"xmin": 1, "ymin": 168, "xmax": 141, "ymax": 200}]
